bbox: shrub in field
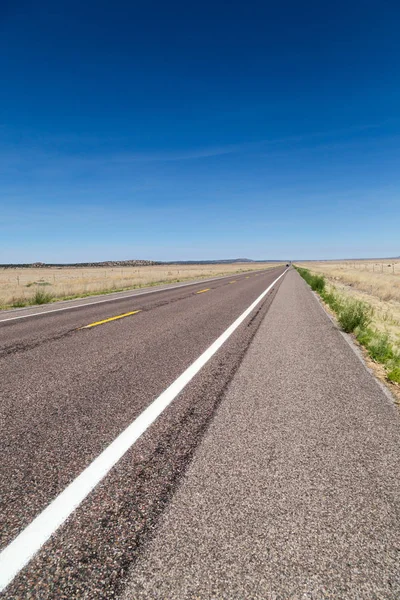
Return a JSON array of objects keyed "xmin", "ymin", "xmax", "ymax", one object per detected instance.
[
  {"xmin": 311, "ymin": 274, "xmax": 326, "ymax": 293},
  {"xmin": 336, "ymin": 298, "xmax": 372, "ymax": 333},
  {"xmin": 30, "ymin": 289, "xmax": 54, "ymax": 305}
]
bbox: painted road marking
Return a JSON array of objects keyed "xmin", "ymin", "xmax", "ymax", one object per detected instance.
[
  {"xmin": 0, "ymin": 268, "xmax": 281, "ymax": 323},
  {"xmin": 229, "ymin": 280, "xmax": 237, "ymax": 284},
  {"xmin": 0, "ymin": 269, "xmax": 288, "ymax": 593},
  {"xmin": 196, "ymin": 288, "xmax": 210, "ymax": 294},
  {"xmin": 80, "ymin": 310, "xmax": 141, "ymax": 329}
]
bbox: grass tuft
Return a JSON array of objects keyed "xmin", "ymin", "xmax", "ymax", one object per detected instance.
[
  {"xmin": 336, "ymin": 298, "xmax": 372, "ymax": 333},
  {"xmin": 320, "ymin": 288, "xmax": 342, "ymax": 312},
  {"xmin": 296, "ymin": 268, "xmax": 326, "ymax": 293},
  {"xmin": 29, "ymin": 289, "xmax": 54, "ymax": 305},
  {"xmin": 388, "ymin": 367, "xmax": 400, "ymax": 384},
  {"xmin": 11, "ymin": 297, "xmax": 28, "ymax": 308},
  {"xmin": 355, "ymin": 327, "xmax": 399, "ymax": 363}
]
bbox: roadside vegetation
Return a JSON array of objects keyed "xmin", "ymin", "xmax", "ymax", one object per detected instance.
[
  {"xmin": 296, "ymin": 259, "xmax": 400, "ymax": 349},
  {"xmin": 296, "ymin": 259, "xmax": 400, "ymax": 302},
  {"xmin": 295, "ymin": 266, "xmax": 400, "ymax": 386},
  {"xmin": 0, "ymin": 263, "xmax": 283, "ymax": 310}
]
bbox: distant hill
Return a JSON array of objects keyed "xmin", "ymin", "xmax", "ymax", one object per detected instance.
[
  {"xmin": 163, "ymin": 258, "xmax": 285, "ymax": 265},
  {"xmin": 0, "ymin": 258, "xmax": 286, "ymax": 268},
  {"xmin": 0, "ymin": 260, "xmax": 159, "ymax": 268}
]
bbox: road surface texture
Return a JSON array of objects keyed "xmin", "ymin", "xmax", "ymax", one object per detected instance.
[
  {"xmin": 1, "ymin": 267, "xmax": 399, "ymax": 598},
  {"xmin": 1, "ymin": 266, "xmax": 286, "ymax": 598},
  {"xmin": 121, "ymin": 269, "xmax": 400, "ymax": 600}
]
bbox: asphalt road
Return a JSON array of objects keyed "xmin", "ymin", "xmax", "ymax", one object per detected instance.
[{"xmin": 0, "ymin": 266, "xmax": 287, "ymax": 598}]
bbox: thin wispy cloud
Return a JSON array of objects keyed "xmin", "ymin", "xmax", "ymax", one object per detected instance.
[
  {"xmin": 108, "ymin": 143, "xmax": 244, "ymax": 162},
  {"xmin": 1, "ymin": 119, "xmax": 394, "ymax": 166}
]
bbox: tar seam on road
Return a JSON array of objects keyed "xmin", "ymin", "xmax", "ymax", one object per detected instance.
[
  {"xmin": 0, "ymin": 269, "xmax": 288, "ymax": 593},
  {"xmin": 79, "ymin": 310, "xmax": 142, "ymax": 329},
  {"xmin": 0, "ymin": 269, "xmax": 277, "ymax": 324}
]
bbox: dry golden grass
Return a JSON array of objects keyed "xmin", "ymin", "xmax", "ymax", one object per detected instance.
[
  {"xmin": 297, "ymin": 259, "xmax": 400, "ymax": 350},
  {"xmin": 0, "ymin": 263, "xmax": 282, "ymax": 309},
  {"xmin": 298, "ymin": 259, "xmax": 400, "ymax": 301}
]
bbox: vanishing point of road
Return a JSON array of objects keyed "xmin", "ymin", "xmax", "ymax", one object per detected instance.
[{"xmin": 0, "ymin": 267, "xmax": 399, "ymax": 599}]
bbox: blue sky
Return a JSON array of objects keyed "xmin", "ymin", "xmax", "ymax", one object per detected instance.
[{"xmin": 1, "ymin": 0, "xmax": 399, "ymax": 262}]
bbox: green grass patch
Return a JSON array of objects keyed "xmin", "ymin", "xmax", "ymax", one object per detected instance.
[
  {"xmin": 320, "ymin": 288, "xmax": 342, "ymax": 312},
  {"xmin": 30, "ymin": 289, "xmax": 54, "ymax": 305},
  {"xmin": 357, "ymin": 330, "xmax": 394, "ymax": 363},
  {"xmin": 388, "ymin": 367, "xmax": 400, "ymax": 384},
  {"xmin": 296, "ymin": 267, "xmax": 326, "ymax": 293},
  {"xmin": 336, "ymin": 298, "xmax": 372, "ymax": 333},
  {"xmin": 11, "ymin": 297, "xmax": 28, "ymax": 308}
]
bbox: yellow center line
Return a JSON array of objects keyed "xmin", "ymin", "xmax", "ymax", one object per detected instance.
[
  {"xmin": 245, "ymin": 276, "xmax": 250, "ymax": 279},
  {"xmin": 79, "ymin": 310, "xmax": 142, "ymax": 329},
  {"xmin": 196, "ymin": 288, "xmax": 210, "ymax": 294},
  {"xmin": 229, "ymin": 280, "xmax": 237, "ymax": 284}
]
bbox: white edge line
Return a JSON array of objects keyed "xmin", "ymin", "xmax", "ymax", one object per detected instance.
[
  {"xmin": 0, "ymin": 268, "xmax": 288, "ymax": 592},
  {"xmin": 0, "ymin": 267, "xmax": 281, "ymax": 323}
]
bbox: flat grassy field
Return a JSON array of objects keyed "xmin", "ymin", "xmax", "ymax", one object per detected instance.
[
  {"xmin": 0, "ymin": 262, "xmax": 282, "ymax": 309},
  {"xmin": 297, "ymin": 259, "xmax": 400, "ymax": 351}
]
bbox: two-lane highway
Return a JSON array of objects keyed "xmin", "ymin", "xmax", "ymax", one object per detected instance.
[
  {"xmin": 0, "ymin": 268, "xmax": 280, "ymax": 353},
  {"xmin": 0, "ymin": 266, "xmax": 286, "ymax": 598}
]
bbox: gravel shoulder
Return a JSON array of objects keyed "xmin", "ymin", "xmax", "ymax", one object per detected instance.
[{"xmin": 121, "ymin": 269, "xmax": 400, "ymax": 599}]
